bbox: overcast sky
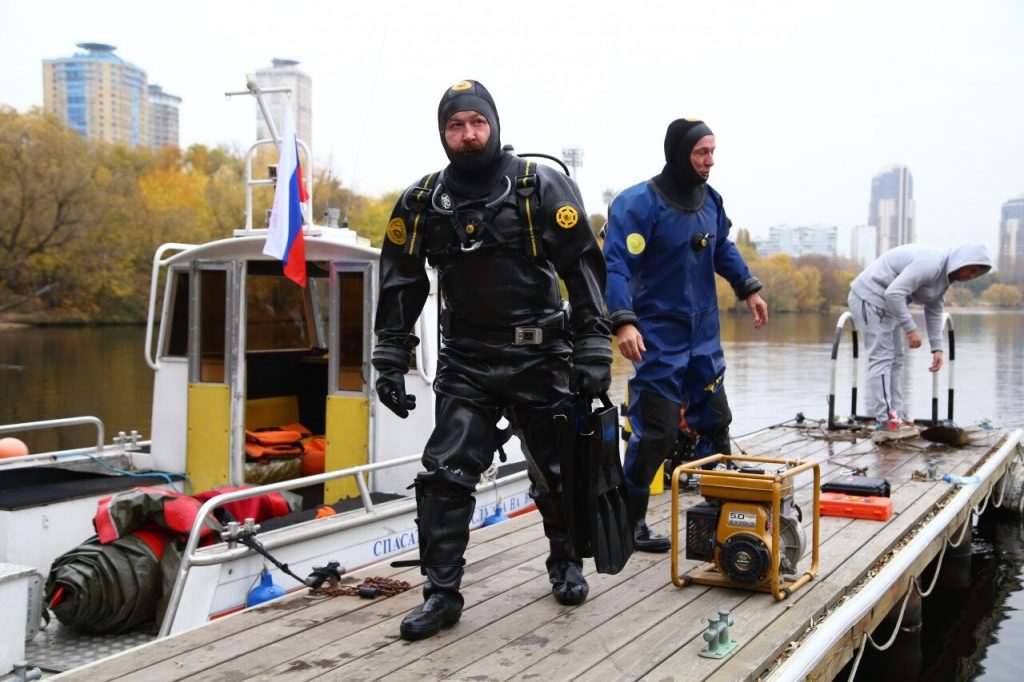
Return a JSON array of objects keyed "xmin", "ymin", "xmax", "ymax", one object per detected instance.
[{"xmin": 3, "ymin": 0, "xmax": 1021, "ymax": 258}]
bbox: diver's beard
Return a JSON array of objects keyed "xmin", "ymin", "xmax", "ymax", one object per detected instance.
[{"xmin": 453, "ymin": 141, "xmax": 486, "ymax": 154}]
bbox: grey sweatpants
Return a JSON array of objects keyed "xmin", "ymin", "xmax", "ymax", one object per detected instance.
[{"xmin": 848, "ymin": 291, "xmax": 906, "ymax": 422}]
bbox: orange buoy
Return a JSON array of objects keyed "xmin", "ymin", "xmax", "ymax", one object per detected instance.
[{"xmin": 0, "ymin": 437, "xmax": 29, "ymax": 458}]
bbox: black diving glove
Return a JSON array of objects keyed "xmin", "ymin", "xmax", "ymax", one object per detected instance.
[
  {"xmin": 573, "ymin": 361, "xmax": 611, "ymax": 397},
  {"xmin": 572, "ymin": 335, "xmax": 613, "ymax": 397},
  {"xmin": 375, "ymin": 367, "xmax": 416, "ymax": 419}
]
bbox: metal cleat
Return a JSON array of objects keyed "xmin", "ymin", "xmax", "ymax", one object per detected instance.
[
  {"xmin": 306, "ymin": 561, "xmax": 345, "ymax": 589},
  {"xmin": 699, "ymin": 610, "xmax": 738, "ymax": 659}
]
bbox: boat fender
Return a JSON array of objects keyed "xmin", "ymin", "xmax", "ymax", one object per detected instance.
[{"xmin": 246, "ymin": 569, "xmax": 286, "ymax": 607}]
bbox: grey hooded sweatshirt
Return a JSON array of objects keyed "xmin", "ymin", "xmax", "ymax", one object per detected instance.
[{"xmin": 849, "ymin": 243, "xmax": 992, "ymax": 351}]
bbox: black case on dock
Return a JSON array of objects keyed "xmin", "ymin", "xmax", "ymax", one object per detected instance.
[{"xmin": 821, "ymin": 475, "xmax": 891, "ymax": 498}]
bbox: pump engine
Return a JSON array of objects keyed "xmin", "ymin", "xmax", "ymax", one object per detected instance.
[{"xmin": 685, "ymin": 476, "xmax": 805, "ymax": 586}]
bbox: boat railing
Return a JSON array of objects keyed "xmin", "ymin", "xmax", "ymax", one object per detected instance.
[
  {"xmin": 241, "ymin": 137, "xmax": 313, "ymax": 231},
  {"xmin": 224, "ymin": 78, "xmax": 313, "ymax": 232},
  {"xmin": 828, "ymin": 310, "xmax": 957, "ymax": 429},
  {"xmin": 0, "ymin": 416, "xmax": 105, "ymax": 464},
  {"xmin": 158, "ymin": 455, "xmax": 529, "ymax": 636}
]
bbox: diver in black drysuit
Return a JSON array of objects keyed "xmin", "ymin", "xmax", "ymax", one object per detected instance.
[{"xmin": 372, "ymin": 80, "xmax": 612, "ymax": 642}]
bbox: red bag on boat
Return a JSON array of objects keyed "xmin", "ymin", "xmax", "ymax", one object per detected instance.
[
  {"xmin": 94, "ymin": 486, "xmax": 221, "ymax": 544},
  {"xmin": 192, "ymin": 486, "xmax": 295, "ymax": 524}
]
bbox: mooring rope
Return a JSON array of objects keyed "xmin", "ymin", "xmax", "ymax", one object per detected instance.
[{"xmin": 844, "ymin": 443, "xmax": 1024, "ymax": 681}]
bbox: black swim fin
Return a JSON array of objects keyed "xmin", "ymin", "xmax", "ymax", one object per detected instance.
[{"xmin": 920, "ymin": 420, "xmax": 970, "ymax": 446}]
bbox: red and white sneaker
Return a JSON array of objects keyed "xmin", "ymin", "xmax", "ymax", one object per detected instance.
[
  {"xmin": 871, "ymin": 416, "xmax": 902, "ymax": 443},
  {"xmin": 899, "ymin": 417, "xmax": 920, "ymax": 438},
  {"xmin": 872, "ymin": 413, "xmax": 918, "ymax": 443}
]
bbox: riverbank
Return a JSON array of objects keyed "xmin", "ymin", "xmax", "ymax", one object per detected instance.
[{"xmin": 3, "ymin": 305, "xmax": 1021, "ymax": 332}]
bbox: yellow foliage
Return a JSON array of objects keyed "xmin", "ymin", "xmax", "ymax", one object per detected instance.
[{"xmin": 981, "ymin": 283, "xmax": 1024, "ymax": 307}]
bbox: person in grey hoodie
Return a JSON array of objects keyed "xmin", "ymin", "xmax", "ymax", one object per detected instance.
[{"xmin": 848, "ymin": 243, "xmax": 992, "ymax": 442}]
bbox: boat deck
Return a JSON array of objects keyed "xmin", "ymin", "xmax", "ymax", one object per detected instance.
[{"xmin": 51, "ymin": 421, "xmax": 1023, "ymax": 681}]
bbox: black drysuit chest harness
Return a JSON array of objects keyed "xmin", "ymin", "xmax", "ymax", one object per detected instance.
[{"xmin": 397, "ymin": 155, "xmax": 570, "ymax": 346}]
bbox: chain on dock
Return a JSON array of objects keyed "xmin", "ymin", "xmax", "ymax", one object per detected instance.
[{"xmin": 309, "ymin": 576, "xmax": 412, "ymax": 598}]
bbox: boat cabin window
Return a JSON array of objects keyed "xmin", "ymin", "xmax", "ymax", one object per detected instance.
[
  {"xmin": 198, "ymin": 270, "xmax": 228, "ymax": 383},
  {"xmin": 165, "ymin": 270, "xmax": 189, "ymax": 358},
  {"xmin": 246, "ymin": 268, "xmax": 315, "ymax": 351},
  {"xmin": 336, "ymin": 270, "xmax": 365, "ymax": 392},
  {"xmin": 162, "ymin": 268, "xmax": 229, "ymax": 382}
]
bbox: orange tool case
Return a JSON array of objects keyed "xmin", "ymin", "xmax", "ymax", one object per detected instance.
[{"xmin": 820, "ymin": 492, "xmax": 893, "ymax": 521}]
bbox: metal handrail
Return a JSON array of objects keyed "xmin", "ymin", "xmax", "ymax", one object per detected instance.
[
  {"xmin": 0, "ymin": 417, "xmax": 105, "ymax": 458},
  {"xmin": 241, "ymin": 138, "xmax": 313, "ymax": 231},
  {"xmin": 827, "ymin": 311, "xmax": 861, "ymax": 430},
  {"xmin": 932, "ymin": 312, "xmax": 956, "ymax": 423},
  {"xmin": 157, "ymin": 455, "xmax": 528, "ymax": 636},
  {"xmin": 828, "ymin": 309, "xmax": 958, "ymax": 428}
]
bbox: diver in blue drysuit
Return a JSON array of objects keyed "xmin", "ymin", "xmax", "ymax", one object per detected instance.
[{"xmin": 603, "ymin": 118, "xmax": 768, "ymax": 552}]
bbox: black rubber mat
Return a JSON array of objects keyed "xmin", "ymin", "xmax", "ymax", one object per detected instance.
[{"xmin": 0, "ymin": 467, "xmax": 175, "ymax": 510}]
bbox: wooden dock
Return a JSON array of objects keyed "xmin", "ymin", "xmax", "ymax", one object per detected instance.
[{"xmin": 52, "ymin": 422, "xmax": 1023, "ymax": 681}]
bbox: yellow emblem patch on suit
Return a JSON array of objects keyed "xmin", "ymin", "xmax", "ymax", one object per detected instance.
[
  {"xmin": 386, "ymin": 217, "xmax": 407, "ymax": 245},
  {"xmin": 626, "ymin": 233, "xmax": 646, "ymax": 255},
  {"xmin": 555, "ymin": 205, "xmax": 579, "ymax": 229}
]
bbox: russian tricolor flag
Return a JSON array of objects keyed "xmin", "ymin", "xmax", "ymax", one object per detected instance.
[{"xmin": 263, "ymin": 106, "xmax": 308, "ymax": 287}]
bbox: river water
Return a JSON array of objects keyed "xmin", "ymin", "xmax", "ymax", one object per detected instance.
[{"xmin": 1, "ymin": 310, "xmax": 1023, "ymax": 680}]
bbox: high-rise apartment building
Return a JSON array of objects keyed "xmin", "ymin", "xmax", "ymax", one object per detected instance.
[
  {"xmin": 43, "ymin": 43, "xmax": 149, "ymax": 148},
  {"xmin": 850, "ymin": 224, "xmax": 877, "ymax": 267},
  {"xmin": 148, "ymin": 84, "xmax": 182, "ymax": 150},
  {"xmin": 758, "ymin": 224, "xmax": 837, "ymax": 258},
  {"xmin": 253, "ymin": 59, "xmax": 312, "ymax": 148},
  {"xmin": 868, "ymin": 165, "xmax": 915, "ymax": 254},
  {"xmin": 998, "ymin": 194, "xmax": 1024, "ymax": 285}
]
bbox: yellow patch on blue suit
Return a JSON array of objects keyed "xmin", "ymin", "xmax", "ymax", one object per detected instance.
[{"xmin": 626, "ymin": 233, "xmax": 646, "ymax": 255}]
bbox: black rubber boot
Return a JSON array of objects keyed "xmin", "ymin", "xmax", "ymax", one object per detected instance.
[
  {"xmin": 548, "ymin": 561, "xmax": 588, "ymax": 605},
  {"xmin": 399, "ymin": 485, "xmax": 475, "ymax": 641},
  {"xmin": 399, "ymin": 591, "xmax": 464, "ymax": 641},
  {"xmin": 627, "ymin": 493, "xmax": 671, "ymax": 553},
  {"xmin": 533, "ymin": 494, "xmax": 589, "ymax": 605}
]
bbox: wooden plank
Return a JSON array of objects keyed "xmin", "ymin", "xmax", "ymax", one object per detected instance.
[
  {"xmin": 702, "ymin": 479, "xmax": 947, "ymax": 681},
  {"xmin": 48, "ymin": 425, "xmax": 1016, "ymax": 682},
  {"xmin": 731, "ymin": 429, "xmax": 1011, "ymax": 680},
  {"xmin": 59, "ymin": 509, "xmax": 546, "ymax": 681},
  {"xmin": 173, "ymin": 532, "xmax": 555, "ymax": 682},
  {"xmin": 648, "ymin": 428, "xmax": 993, "ymax": 680},
  {"xmin": 379, "ymin": 551, "xmax": 673, "ymax": 681}
]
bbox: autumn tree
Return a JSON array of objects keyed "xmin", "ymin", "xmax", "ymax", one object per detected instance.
[
  {"xmin": 945, "ymin": 284, "xmax": 976, "ymax": 306},
  {"xmin": 348, "ymin": 191, "xmax": 402, "ymax": 246},
  {"xmin": 0, "ymin": 107, "xmax": 99, "ymax": 299},
  {"xmin": 732, "ymin": 227, "xmax": 757, "ymax": 261},
  {"xmin": 793, "ymin": 254, "xmax": 858, "ymax": 308},
  {"xmin": 186, "ymin": 144, "xmax": 246, "ymax": 234},
  {"xmin": 981, "ymin": 283, "xmax": 1023, "ymax": 307}
]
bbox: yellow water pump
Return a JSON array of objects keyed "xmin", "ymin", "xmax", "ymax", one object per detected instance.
[{"xmin": 670, "ymin": 455, "xmax": 820, "ymax": 601}]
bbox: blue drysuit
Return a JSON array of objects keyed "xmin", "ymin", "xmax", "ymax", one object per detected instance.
[{"xmin": 604, "ymin": 180, "xmax": 758, "ymax": 492}]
